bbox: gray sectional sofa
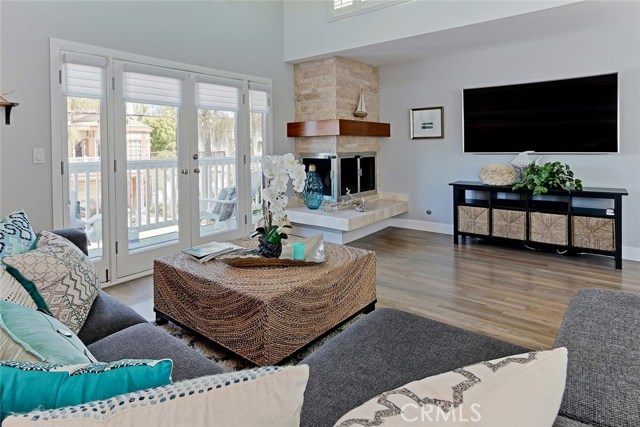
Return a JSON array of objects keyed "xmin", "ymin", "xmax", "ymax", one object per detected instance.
[{"xmin": 57, "ymin": 228, "xmax": 639, "ymax": 427}]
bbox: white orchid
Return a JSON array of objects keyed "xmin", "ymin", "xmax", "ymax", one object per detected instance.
[{"xmin": 253, "ymin": 154, "xmax": 307, "ymax": 242}]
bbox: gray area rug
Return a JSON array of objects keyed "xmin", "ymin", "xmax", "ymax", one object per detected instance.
[{"xmin": 157, "ymin": 314, "xmax": 363, "ymax": 371}]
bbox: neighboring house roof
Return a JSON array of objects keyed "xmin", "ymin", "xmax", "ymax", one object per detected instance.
[{"xmin": 69, "ymin": 114, "xmax": 152, "ymax": 133}]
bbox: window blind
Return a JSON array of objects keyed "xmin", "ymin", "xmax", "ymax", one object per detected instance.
[
  {"xmin": 124, "ymin": 72, "xmax": 183, "ymax": 106},
  {"xmin": 249, "ymin": 82, "xmax": 271, "ymax": 113},
  {"xmin": 249, "ymin": 90, "xmax": 269, "ymax": 113},
  {"xmin": 197, "ymin": 82, "xmax": 239, "ymax": 112},
  {"xmin": 62, "ymin": 53, "xmax": 107, "ymax": 99}
]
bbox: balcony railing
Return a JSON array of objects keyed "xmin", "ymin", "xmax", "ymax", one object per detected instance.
[{"xmin": 69, "ymin": 156, "xmax": 262, "ymax": 236}]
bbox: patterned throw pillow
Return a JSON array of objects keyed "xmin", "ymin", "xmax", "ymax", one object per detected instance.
[
  {"xmin": 1, "ymin": 268, "xmax": 37, "ymax": 309},
  {"xmin": 0, "ymin": 359, "xmax": 172, "ymax": 421},
  {"xmin": 334, "ymin": 348, "xmax": 567, "ymax": 427},
  {"xmin": 0, "ymin": 208, "xmax": 36, "ymax": 259},
  {"xmin": 2, "ymin": 230, "xmax": 100, "ymax": 333},
  {"xmin": 3, "ymin": 365, "xmax": 309, "ymax": 427}
]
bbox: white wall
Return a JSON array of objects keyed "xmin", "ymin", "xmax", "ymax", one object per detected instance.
[
  {"xmin": 0, "ymin": 0, "xmax": 294, "ymax": 230},
  {"xmin": 284, "ymin": 0, "xmax": 578, "ymax": 62},
  {"xmin": 380, "ymin": 16, "xmax": 640, "ymax": 256}
]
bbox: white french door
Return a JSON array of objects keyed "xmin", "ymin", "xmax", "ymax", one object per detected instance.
[
  {"xmin": 59, "ymin": 52, "xmax": 110, "ymax": 282},
  {"xmin": 52, "ymin": 41, "xmax": 271, "ymax": 282},
  {"xmin": 112, "ymin": 61, "xmax": 192, "ymax": 277},
  {"xmin": 191, "ymin": 76, "xmax": 245, "ymax": 245}
]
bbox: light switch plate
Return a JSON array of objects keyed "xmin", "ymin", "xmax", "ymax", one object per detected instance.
[{"xmin": 33, "ymin": 148, "xmax": 45, "ymax": 164}]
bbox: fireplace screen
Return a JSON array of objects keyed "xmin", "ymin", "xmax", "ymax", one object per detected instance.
[
  {"xmin": 300, "ymin": 153, "xmax": 376, "ymax": 201},
  {"xmin": 301, "ymin": 157, "xmax": 334, "ymax": 197}
]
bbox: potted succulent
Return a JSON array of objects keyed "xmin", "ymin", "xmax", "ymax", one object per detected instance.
[{"xmin": 512, "ymin": 161, "xmax": 582, "ymax": 196}]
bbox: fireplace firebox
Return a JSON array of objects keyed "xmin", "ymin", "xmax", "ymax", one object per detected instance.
[{"xmin": 299, "ymin": 152, "xmax": 376, "ymax": 201}]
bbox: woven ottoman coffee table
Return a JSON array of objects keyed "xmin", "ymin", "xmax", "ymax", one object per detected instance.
[{"xmin": 153, "ymin": 238, "xmax": 376, "ymax": 365}]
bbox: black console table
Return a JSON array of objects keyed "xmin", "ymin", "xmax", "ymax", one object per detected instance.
[{"xmin": 450, "ymin": 181, "xmax": 628, "ymax": 269}]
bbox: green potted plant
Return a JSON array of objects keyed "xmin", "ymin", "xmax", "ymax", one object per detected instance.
[{"xmin": 512, "ymin": 161, "xmax": 582, "ymax": 196}]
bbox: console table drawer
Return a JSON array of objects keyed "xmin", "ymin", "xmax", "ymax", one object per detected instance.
[
  {"xmin": 458, "ymin": 206, "xmax": 489, "ymax": 235},
  {"xmin": 530, "ymin": 212, "xmax": 568, "ymax": 245},
  {"xmin": 572, "ymin": 216, "xmax": 615, "ymax": 251},
  {"xmin": 492, "ymin": 209, "xmax": 526, "ymax": 240}
]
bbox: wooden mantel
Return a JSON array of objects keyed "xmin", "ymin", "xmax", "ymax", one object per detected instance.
[{"xmin": 287, "ymin": 119, "xmax": 390, "ymax": 137}]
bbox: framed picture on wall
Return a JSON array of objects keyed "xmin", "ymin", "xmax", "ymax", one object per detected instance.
[{"xmin": 410, "ymin": 106, "xmax": 444, "ymax": 139}]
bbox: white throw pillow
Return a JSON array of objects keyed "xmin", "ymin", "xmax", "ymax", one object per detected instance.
[
  {"xmin": 1, "ymin": 268, "xmax": 37, "ymax": 309},
  {"xmin": 334, "ymin": 348, "xmax": 567, "ymax": 427},
  {"xmin": 3, "ymin": 365, "xmax": 310, "ymax": 427}
]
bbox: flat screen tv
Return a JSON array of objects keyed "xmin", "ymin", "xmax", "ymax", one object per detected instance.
[{"xmin": 462, "ymin": 73, "xmax": 618, "ymax": 153}]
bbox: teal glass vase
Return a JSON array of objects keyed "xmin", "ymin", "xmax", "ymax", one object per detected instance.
[{"xmin": 303, "ymin": 165, "xmax": 324, "ymax": 210}]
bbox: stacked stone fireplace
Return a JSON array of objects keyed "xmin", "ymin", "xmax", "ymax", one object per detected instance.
[{"xmin": 293, "ymin": 57, "xmax": 383, "ymax": 201}]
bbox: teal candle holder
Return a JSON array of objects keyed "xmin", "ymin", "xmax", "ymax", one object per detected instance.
[{"xmin": 292, "ymin": 242, "xmax": 305, "ymax": 260}]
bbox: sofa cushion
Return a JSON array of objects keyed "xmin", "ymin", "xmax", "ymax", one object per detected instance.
[
  {"xmin": 554, "ymin": 289, "xmax": 640, "ymax": 427},
  {"xmin": 77, "ymin": 291, "xmax": 147, "ymax": 345},
  {"xmin": 2, "ymin": 365, "xmax": 309, "ymax": 427},
  {"xmin": 0, "ymin": 208, "xmax": 36, "ymax": 259},
  {"xmin": 2, "ymin": 230, "xmax": 101, "ymax": 333},
  {"xmin": 552, "ymin": 416, "xmax": 594, "ymax": 427},
  {"xmin": 1, "ymin": 268, "xmax": 37, "ymax": 309},
  {"xmin": 299, "ymin": 308, "xmax": 529, "ymax": 427},
  {"xmin": 0, "ymin": 359, "xmax": 172, "ymax": 421},
  {"xmin": 334, "ymin": 347, "xmax": 567, "ymax": 427},
  {"xmin": 87, "ymin": 323, "xmax": 225, "ymax": 381},
  {"xmin": 0, "ymin": 300, "xmax": 94, "ymax": 364},
  {"xmin": 51, "ymin": 228, "xmax": 89, "ymax": 256}
]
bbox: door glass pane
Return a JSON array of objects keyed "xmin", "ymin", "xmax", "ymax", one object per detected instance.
[
  {"xmin": 339, "ymin": 157, "xmax": 358, "ymax": 196},
  {"xmin": 249, "ymin": 88, "xmax": 269, "ymax": 226},
  {"xmin": 198, "ymin": 108, "xmax": 238, "ymax": 236},
  {"xmin": 67, "ymin": 97, "xmax": 103, "ymax": 259},
  {"xmin": 249, "ymin": 109, "xmax": 265, "ymax": 225},
  {"xmin": 125, "ymin": 102, "xmax": 179, "ymax": 251},
  {"xmin": 301, "ymin": 158, "xmax": 332, "ymax": 197},
  {"xmin": 360, "ymin": 156, "xmax": 376, "ymax": 192}
]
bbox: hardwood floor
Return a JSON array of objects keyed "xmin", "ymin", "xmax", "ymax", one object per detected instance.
[{"xmin": 105, "ymin": 227, "xmax": 640, "ymax": 350}]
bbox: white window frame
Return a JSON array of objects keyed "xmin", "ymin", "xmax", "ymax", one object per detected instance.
[{"xmin": 329, "ymin": 0, "xmax": 411, "ymax": 21}]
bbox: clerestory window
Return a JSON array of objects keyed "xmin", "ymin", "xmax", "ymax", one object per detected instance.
[{"xmin": 330, "ymin": 0, "xmax": 410, "ymax": 20}]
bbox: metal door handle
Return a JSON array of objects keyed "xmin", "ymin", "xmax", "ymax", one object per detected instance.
[
  {"xmin": 181, "ymin": 169, "xmax": 189, "ymax": 175},
  {"xmin": 193, "ymin": 168, "xmax": 201, "ymax": 174}
]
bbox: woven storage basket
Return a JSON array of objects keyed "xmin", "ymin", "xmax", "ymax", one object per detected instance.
[
  {"xmin": 458, "ymin": 206, "xmax": 489, "ymax": 235},
  {"xmin": 572, "ymin": 216, "xmax": 615, "ymax": 251},
  {"xmin": 492, "ymin": 209, "xmax": 526, "ymax": 240},
  {"xmin": 529, "ymin": 212, "xmax": 568, "ymax": 245}
]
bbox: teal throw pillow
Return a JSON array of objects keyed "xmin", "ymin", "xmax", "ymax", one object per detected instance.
[
  {"xmin": 0, "ymin": 209, "xmax": 36, "ymax": 260},
  {"xmin": 0, "ymin": 300, "xmax": 94, "ymax": 364},
  {"xmin": 0, "ymin": 359, "xmax": 173, "ymax": 420}
]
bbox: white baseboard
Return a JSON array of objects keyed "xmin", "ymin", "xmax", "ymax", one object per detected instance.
[
  {"xmin": 389, "ymin": 218, "xmax": 640, "ymax": 262},
  {"xmin": 622, "ymin": 246, "xmax": 640, "ymax": 262},
  {"xmin": 389, "ymin": 218, "xmax": 453, "ymax": 235}
]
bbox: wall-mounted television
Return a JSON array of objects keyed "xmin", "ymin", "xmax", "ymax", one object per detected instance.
[{"xmin": 462, "ymin": 73, "xmax": 619, "ymax": 153}]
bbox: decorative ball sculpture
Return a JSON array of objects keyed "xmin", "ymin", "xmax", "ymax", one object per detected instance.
[{"xmin": 479, "ymin": 163, "xmax": 518, "ymax": 186}]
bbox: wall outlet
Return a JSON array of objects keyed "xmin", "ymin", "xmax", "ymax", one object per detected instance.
[{"xmin": 32, "ymin": 148, "xmax": 45, "ymax": 164}]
